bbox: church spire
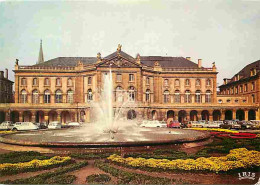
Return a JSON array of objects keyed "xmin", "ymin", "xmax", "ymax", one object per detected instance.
[{"xmin": 38, "ymin": 39, "xmax": 44, "ymax": 64}]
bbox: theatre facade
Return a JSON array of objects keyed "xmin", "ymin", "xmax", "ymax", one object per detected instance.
[{"xmin": 0, "ymin": 44, "xmax": 259, "ymax": 124}]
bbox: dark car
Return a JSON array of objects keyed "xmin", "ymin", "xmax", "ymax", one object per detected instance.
[{"xmin": 36, "ymin": 122, "xmax": 48, "ymax": 129}]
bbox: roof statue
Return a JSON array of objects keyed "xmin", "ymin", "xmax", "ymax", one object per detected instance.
[
  {"xmin": 212, "ymin": 62, "xmax": 216, "ymax": 68},
  {"xmin": 15, "ymin": 59, "xmax": 19, "ymax": 65},
  {"xmin": 97, "ymin": 52, "xmax": 101, "ymax": 60},
  {"xmin": 136, "ymin": 53, "xmax": 141, "ymax": 63},
  {"xmin": 37, "ymin": 39, "xmax": 44, "ymax": 64},
  {"xmin": 117, "ymin": 44, "xmax": 122, "ymax": 52}
]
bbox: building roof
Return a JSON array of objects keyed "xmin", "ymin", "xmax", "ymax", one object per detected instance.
[
  {"xmin": 229, "ymin": 60, "xmax": 260, "ymax": 83},
  {"xmin": 140, "ymin": 56, "xmax": 198, "ymax": 68},
  {"xmin": 33, "ymin": 51, "xmax": 199, "ymax": 68}
]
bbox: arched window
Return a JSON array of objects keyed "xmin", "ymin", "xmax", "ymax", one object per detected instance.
[
  {"xmin": 128, "ymin": 86, "xmax": 135, "ymax": 102},
  {"xmin": 175, "ymin": 79, "xmax": 180, "ymax": 86},
  {"xmin": 146, "ymin": 89, "xmax": 151, "ymax": 102},
  {"xmin": 55, "ymin": 90, "xmax": 62, "ymax": 103},
  {"xmin": 20, "ymin": 90, "xmax": 27, "ymax": 103},
  {"xmin": 32, "ymin": 90, "xmax": 39, "ymax": 104},
  {"xmin": 115, "ymin": 86, "xmax": 123, "ymax": 102},
  {"xmin": 206, "ymin": 79, "xmax": 211, "ymax": 86},
  {"xmin": 44, "ymin": 90, "xmax": 51, "ymax": 103},
  {"xmin": 88, "ymin": 77, "xmax": 92, "ymax": 85},
  {"xmin": 164, "ymin": 79, "xmax": 169, "ymax": 86},
  {"xmin": 184, "ymin": 90, "xmax": 191, "ymax": 103},
  {"xmin": 174, "ymin": 90, "xmax": 180, "ymax": 103},
  {"xmin": 32, "ymin": 78, "xmax": 38, "ymax": 86},
  {"xmin": 67, "ymin": 78, "xmax": 73, "ymax": 86},
  {"xmin": 205, "ymin": 90, "xmax": 211, "ymax": 103},
  {"xmin": 67, "ymin": 90, "xmax": 73, "ymax": 103},
  {"xmin": 163, "ymin": 90, "xmax": 170, "ymax": 103},
  {"xmin": 56, "ymin": 78, "xmax": 61, "ymax": 86},
  {"xmin": 21, "ymin": 78, "xmax": 27, "ymax": 86},
  {"xmin": 146, "ymin": 77, "xmax": 150, "ymax": 85},
  {"xmin": 185, "ymin": 79, "xmax": 190, "ymax": 86},
  {"xmin": 195, "ymin": 90, "xmax": 201, "ymax": 103},
  {"xmin": 44, "ymin": 78, "xmax": 50, "ymax": 86},
  {"xmin": 195, "ymin": 79, "xmax": 200, "ymax": 86},
  {"xmin": 87, "ymin": 89, "xmax": 93, "ymax": 102}
]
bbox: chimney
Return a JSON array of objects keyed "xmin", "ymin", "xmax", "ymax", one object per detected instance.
[
  {"xmin": 186, "ymin": 57, "xmax": 191, "ymax": 61},
  {"xmin": 198, "ymin": 59, "xmax": 202, "ymax": 68},
  {"xmin": 5, "ymin": 68, "xmax": 8, "ymax": 79},
  {"xmin": 0, "ymin": 71, "xmax": 3, "ymax": 78}
]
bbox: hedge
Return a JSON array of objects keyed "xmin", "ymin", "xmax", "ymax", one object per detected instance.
[{"xmin": 1, "ymin": 161, "xmax": 88, "ymax": 184}]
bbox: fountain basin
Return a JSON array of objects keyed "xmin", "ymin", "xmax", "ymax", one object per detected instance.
[{"xmin": 0, "ymin": 126, "xmax": 210, "ymax": 148}]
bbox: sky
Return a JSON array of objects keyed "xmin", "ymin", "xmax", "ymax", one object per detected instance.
[{"xmin": 0, "ymin": 0, "xmax": 260, "ymax": 86}]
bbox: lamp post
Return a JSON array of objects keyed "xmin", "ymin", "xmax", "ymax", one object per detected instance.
[{"xmin": 76, "ymin": 102, "xmax": 78, "ymax": 122}]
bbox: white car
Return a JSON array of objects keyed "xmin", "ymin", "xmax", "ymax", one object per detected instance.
[
  {"xmin": 140, "ymin": 120, "xmax": 165, "ymax": 128},
  {"xmin": 0, "ymin": 121, "xmax": 14, "ymax": 130},
  {"xmin": 12, "ymin": 122, "xmax": 38, "ymax": 131},
  {"xmin": 48, "ymin": 121, "xmax": 62, "ymax": 129},
  {"xmin": 205, "ymin": 121, "xmax": 223, "ymax": 128},
  {"xmin": 66, "ymin": 122, "xmax": 81, "ymax": 127}
]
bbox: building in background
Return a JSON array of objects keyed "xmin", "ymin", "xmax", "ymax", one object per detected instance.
[
  {"xmin": 218, "ymin": 60, "xmax": 260, "ymax": 120},
  {"xmin": 0, "ymin": 69, "xmax": 14, "ymax": 122},
  {"xmin": 0, "ymin": 43, "xmax": 259, "ymax": 124}
]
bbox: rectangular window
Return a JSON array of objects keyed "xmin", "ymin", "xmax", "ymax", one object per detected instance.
[
  {"xmin": 244, "ymin": 84, "xmax": 248, "ymax": 92},
  {"xmin": 117, "ymin": 74, "xmax": 122, "ymax": 82},
  {"xmin": 44, "ymin": 95, "xmax": 50, "ymax": 103},
  {"xmin": 252, "ymin": 82, "xmax": 255, "ymax": 91},
  {"xmin": 129, "ymin": 74, "xmax": 134, "ymax": 82}
]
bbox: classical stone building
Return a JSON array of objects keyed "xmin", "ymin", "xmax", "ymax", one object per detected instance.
[
  {"xmin": 0, "ymin": 69, "xmax": 14, "ymax": 122},
  {"xmin": 0, "ymin": 44, "xmax": 259, "ymax": 124},
  {"xmin": 218, "ymin": 60, "xmax": 260, "ymax": 120}
]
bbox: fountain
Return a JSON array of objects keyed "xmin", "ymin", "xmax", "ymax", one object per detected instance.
[{"xmin": 0, "ymin": 67, "xmax": 210, "ymax": 148}]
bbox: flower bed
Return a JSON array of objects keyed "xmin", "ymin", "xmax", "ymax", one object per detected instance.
[
  {"xmin": 0, "ymin": 131, "xmax": 15, "ymax": 135},
  {"xmin": 108, "ymin": 148, "xmax": 260, "ymax": 173},
  {"xmin": 0, "ymin": 151, "xmax": 49, "ymax": 164},
  {"xmin": 86, "ymin": 174, "xmax": 111, "ymax": 184},
  {"xmin": 94, "ymin": 160, "xmax": 173, "ymax": 184},
  {"xmin": 1, "ymin": 161, "xmax": 88, "ymax": 184},
  {"xmin": 187, "ymin": 128, "xmax": 239, "ymax": 133},
  {"xmin": 0, "ymin": 156, "xmax": 72, "ymax": 175}
]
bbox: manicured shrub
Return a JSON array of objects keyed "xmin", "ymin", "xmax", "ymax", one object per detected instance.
[
  {"xmin": 1, "ymin": 161, "xmax": 88, "ymax": 184},
  {"xmin": 70, "ymin": 152, "xmax": 117, "ymax": 159},
  {"xmin": 0, "ymin": 151, "xmax": 49, "ymax": 164},
  {"xmin": 95, "ymin": 160, "xmax": 172, "ymax": 184},
  {"xmin": 86, "ymin": 174, "xmax": 111, "ymax": 183},
  {"xmin": 0, "ymin": 156, "xmax": 72, "ymax": 175},
  {"xmin": 108, "ymin": 148, "xmax": 260, "ymax": 173}
]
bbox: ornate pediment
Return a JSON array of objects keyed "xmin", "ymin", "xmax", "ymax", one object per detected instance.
[{"xmin": 97, "ymin": 56, "xmax": 140, "ymax": 68}]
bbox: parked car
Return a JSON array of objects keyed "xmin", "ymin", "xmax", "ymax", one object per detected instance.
[
  {"xmin": 205, "ymin": 121, "xmax": 223, "ymax": 128},
  {"xmin": 48, "ymin": 121, "xmax": 62, "ymax": 129},
  {"xmin": 159, "ymin": 121, "xmax": 167, "ymax": 128},
  {"xmin": 190, "ymin": 121, "xmax": 204, "ymax": 128},
  {"xmin": 167, "ymin": 120, "xmax": 181, "ymax": 128},
  {"xmin": 140, "ymin": 120, "xmax": 164, "ymax": 128},
  {"xmin": 66, "ymin": 122, "xmax": 81, "ymax": 127},
  {"xmin": 35, "ymin": 122, "xmax": 48, "ymax": 129},
  {"xmin": 12, "ymin": 122, "xmax": 38, "ymax": 131},
  {"xmin": 0, "ymin": 121, "xmax": 14, "ymax": 130},
  {"xmin": 250, "ymin": 120, "xmax": 260, "ymax": 129}
]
